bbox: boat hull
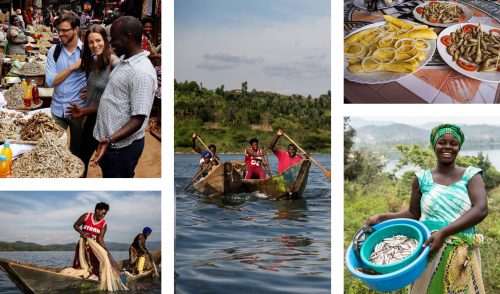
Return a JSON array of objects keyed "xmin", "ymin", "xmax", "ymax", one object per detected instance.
[
  {"xmin": 0, "ymin": 249, "xmax": 161, "ymax": 294},
  {"xmin": 0, "ymin": 259, "xmax": 99, "ymax": 294},
  {"xmin": 241, "ymin": 159, "xmax": 311, "ymax": 200},
  {"xmin": 193, "ymin": 161, "xmax": 242, "ymax": 196}
]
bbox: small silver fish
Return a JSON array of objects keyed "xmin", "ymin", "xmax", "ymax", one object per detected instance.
[{"xmin": 369, "ymin": 235, "xmax": 418, "ymax": 265}]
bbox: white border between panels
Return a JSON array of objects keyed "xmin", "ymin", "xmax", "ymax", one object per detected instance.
[{"xmin": 331, "ymin": 0, "xmax": 344, "ymax": 293}]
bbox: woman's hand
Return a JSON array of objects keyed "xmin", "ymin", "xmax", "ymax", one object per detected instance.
[
  {"xmin": 423, "ymin": 229, "xmax": 448, "ymax": 254},
  {"xmin": 79, "ymin": 88, "xmax": 88, "ymax": 100},
  {"xmin": 65, "ymin": 103, "xmax": 85, "ymax": 119},
  {"xmin": 364, "ymin": 214, "xmax": 381, "ymax": 226}
]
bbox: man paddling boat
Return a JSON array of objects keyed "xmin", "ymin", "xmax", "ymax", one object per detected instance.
[
  {"xmin": 192, "ymin": 132, "xmax": 220, "ymax": 164},
  {"xmin": 269, "ymin": 129, "xmax": 304, "ymax": 174}
]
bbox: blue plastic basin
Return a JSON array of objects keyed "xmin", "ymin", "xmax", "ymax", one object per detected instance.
[
  {"xmin": 360, "ymin": 223, "xmax": 424, "ymax": 274},
  {"xmin": 345, "ymin": 218, "xmax": 431, "ymax": 292}
]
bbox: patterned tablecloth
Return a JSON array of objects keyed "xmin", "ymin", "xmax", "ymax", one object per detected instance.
[{"xmin": 344, "ymin": 0, "xmax": 500, "ymax": 104}]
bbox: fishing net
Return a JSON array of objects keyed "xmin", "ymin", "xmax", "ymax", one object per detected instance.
[
  {"xmin": 60, "ymin": 238, "xmax": 128, "ymax": 291},
  {"xmin": 84, "ymin": 238, "xmax": 129, "ymax": 291}
]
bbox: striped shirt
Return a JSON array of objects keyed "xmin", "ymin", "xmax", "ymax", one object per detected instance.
[
  {"xmin": 93, "ymin": 51, "xmax": 157, "ymax": 148},
  {"xmin": 416, "ymin": 166, "xmax": 482, "ymax": 236},
  {"xmin": 45, "ymin": 40, "xmax": 87, "ymax": 118}
]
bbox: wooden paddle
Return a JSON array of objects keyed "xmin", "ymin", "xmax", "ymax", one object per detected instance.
[
  {"xmin": 262, "ymin": 149, "xmax": 273, "ymax": 178},
  {"xmin": 282, "ymin": 132, "xmax": 331, "ymax": 181},
  {"xmin": 183, "ymin": 163, "xmax": 212, "ymax": 191},
  {"xmin": 196, "ymin": 134, "xmax": 219, "ymax": 164}
]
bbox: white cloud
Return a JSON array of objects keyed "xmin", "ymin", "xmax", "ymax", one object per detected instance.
[
  {"xmin": 175, "ymin": 16, "xmax": 330, "ymax": 96},
  {"xmin": 0, "ymin": 192, "xmax": 161, "ymax": 245}
]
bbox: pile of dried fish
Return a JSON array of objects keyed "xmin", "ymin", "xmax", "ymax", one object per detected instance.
[
  {"xmin": 18, "ymin": 112, "xmax": 64, "ymax": 141},
  {"xmin": 446, "ymin": 25, "xmax": 500, "ymax": 72},
  {"xmin": 0, "ymin": 112, "xmax": 63, "ymax": 142},
  {"xmin": 369, "ymin": 235, "xmax": 418, "ymax": 265},
  {"xmin": 0, "ymin": 111, "xmax": 23, "ymax": 120},
  {"xmin": 421, "ymin": 2, "xmax": 465, "ymax": 24},
  {"xmin": 18, "ymin": 61, "xmax": 45, "ymax": 75},
  {"xmin": 0, "ymin": 122, "xmax": 17, "ymax": 140},
  {"xmin": 4, "ymin": 84, "xmax": 26, "ymax": 109},
  {"xmin": 12, "ymin": 135, "xmax": 84, "ymax": 178},
  {"xmin": 0, "ymin": 111, "xmax": 23, "ymax": 140}
]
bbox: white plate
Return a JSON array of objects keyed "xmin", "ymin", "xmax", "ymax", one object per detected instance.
[
  {"xmin": 353, "ymin": 0, "xmax": 404, "ymax": 10},
  {"xmin": 344, "ymin": 22, "xmax": 437, "ymax": 84},
  {"xmin": 437, "ymin": 23, "xmax": 500, "ymax": 83},
  {"xmin": 413, "ymin": 1, "xmax": 472, "ymax": 28}
]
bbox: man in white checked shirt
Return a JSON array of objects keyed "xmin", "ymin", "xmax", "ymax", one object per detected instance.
[{"xmin": 90, "ymin": 16, "xmax": 158, "ymax": 178}]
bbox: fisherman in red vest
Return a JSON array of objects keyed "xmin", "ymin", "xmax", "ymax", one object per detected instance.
[
  {"xmin": 72, "ymin": 202, "xmax": 109, "ymax": 278},
  {"xmin": 269, "ymin": 129, "xmax": 304, "ymax": 174}
]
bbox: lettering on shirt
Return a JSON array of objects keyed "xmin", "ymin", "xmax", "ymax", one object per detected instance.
[{"xmin": 83, "ymin": 225, "xmax": 101, "ymax": 234}]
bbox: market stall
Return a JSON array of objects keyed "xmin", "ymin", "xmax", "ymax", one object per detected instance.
[{"xmin": 0, "ymin": 23, "xmax": 83, "ymax": 178}]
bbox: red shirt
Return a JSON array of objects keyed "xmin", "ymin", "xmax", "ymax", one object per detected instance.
[
  {"xmin": 82, "ymin": 212, "xmax": 107, "ymax": 241},
  {"xmin": 274, "ymin": 149, "xmax": 303, "ymax": 174},
  {"xmin": 245, "ymin": 148, "xmax": 263, "ymax": 168},
  {"xmin": 141, "ymin": 34, "xmax": 152, "ymax": 53}
]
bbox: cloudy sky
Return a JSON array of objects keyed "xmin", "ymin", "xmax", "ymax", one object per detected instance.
[
  {"xmin": 0, "ymin": 191, "xmax": 161, "ymax": 245},
  {"xmin": 175, "ymin": 0, "xmax": 330, "ymax": 97}
]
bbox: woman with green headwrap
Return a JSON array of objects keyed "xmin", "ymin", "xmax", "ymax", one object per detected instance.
[{"xmin": 365, "ymin": 123, "xmax": 488, "ymax": 293}]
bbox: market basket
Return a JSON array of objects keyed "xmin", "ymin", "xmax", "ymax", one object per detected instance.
[
  {"xmin": 5, "ymin": 100, "xmax": 44, "ymax": 112},
  {"xmin": 10, "ymin": 62, "xmax": 46, "ymax": 87}
]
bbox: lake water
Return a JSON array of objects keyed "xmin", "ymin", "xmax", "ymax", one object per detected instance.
[
  {"xmin": 0, "ymin": 251, "xmax": 160, "ymax": 293},
  {"xmin": 175, "ymin": 154, "xmax": 331, "ymax": 294}
]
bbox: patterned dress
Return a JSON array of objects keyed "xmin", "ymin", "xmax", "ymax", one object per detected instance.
[
  {"xmin": 417, "ymin": 166, "xmax": 481, "ymax": 236},
  {"xmin": 410, "ymin": 166, "xmax": 485, "ymax": 294}
]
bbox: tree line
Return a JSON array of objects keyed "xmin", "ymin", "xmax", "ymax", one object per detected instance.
[{"xmin": 174, "ymin": 80, "xmax": 331, "ymax": 153}]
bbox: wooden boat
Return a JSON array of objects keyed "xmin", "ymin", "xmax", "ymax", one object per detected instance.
[
  {"xmin": 193, "ymin": 161, "xmax": 243, "ymax": 196},
  {"xmin": 0, "ymin": 249, "xmax": 160, "ymax": 294},
  {"xmin": 241, "ymin": 159, "xmax": 311, "ymax": 200}
]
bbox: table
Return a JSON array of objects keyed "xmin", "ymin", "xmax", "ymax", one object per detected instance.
[{"xmin": 344, "ymin": 0, "xmax": 500, "ymax": 103}]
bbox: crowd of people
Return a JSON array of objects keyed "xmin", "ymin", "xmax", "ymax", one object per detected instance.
[{"xmin": 0, "ymin": 6, "xmax": 160, "ymax": 178}]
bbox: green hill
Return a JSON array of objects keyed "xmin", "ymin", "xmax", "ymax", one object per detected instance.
[{"xmin": 174, "ymin": 80, "xmax": 331, "ymax": 153}]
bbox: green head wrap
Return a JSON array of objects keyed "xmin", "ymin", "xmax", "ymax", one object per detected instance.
[{"xmin": 430, "ymin": 124, "xmax": 465, "ymax": 149}]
